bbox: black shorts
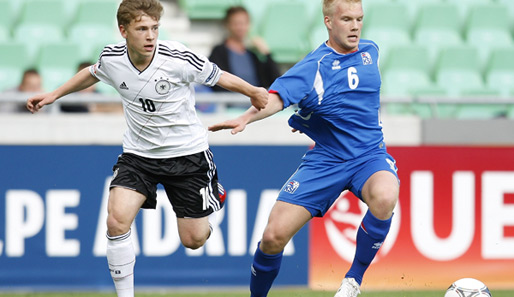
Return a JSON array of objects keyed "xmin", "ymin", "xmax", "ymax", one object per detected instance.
[{"xmin": 110, "ymin": 150, "xmax": 222, "ymax": 218}]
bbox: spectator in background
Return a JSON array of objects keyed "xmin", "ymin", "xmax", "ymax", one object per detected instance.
[
  {"xmin": 0, "ymin": 68, "xmax": 43, "ymax": 113},
  {"xmin": 17, "ymin": 68, "xmax": 43, "ymax": 93},
  {"xmin": 209, "ymin": 6, "xmax": 281, "ymax": 95}
]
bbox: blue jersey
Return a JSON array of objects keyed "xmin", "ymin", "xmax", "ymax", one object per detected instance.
[{"xmin": 270, "ymin": 40, "xmax": 384, "ymax": 161}]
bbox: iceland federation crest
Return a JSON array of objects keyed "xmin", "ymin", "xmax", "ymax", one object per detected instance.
[
  {"xmin": 284, "ymin": 180, "xmax": 300, "ymax": 194},
  {"xmin": 361, "ymin": 52, "xmax": 373, "ymax": 65}
]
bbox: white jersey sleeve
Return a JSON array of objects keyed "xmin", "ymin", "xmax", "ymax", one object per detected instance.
[{"xmin": 89, "ymin": 42, "xmax": 126, "ymax": 88}]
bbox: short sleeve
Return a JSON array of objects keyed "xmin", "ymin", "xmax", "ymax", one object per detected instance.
[
  {"xmin": 170, "ymin": 42, "xmax": 222, "ymax": 87},
  {"xmin": 89, "ymin": 49, "xmax": 115, "ymax": 87},
  {"xmin": 269, "ymin": 59, "xmax": 318, "ymax": 108}
]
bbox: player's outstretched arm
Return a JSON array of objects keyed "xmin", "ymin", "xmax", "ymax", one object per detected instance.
[
  {"xmin": 208, "ymin": 92, "xmax": 284, "ymax": 135},
  {"xmin": 216, "ymin": 71, "xmax": 268, "ymax": 110},
  {"xmin": 26, "ymin": 68, "xmax": 99, "ymax": 113}
]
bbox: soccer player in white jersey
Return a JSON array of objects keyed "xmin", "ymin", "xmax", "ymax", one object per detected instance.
[
  {"xmin": 26, "ymin": 0, "xmax": 268, "ymax": 296},
  {"xmin": 209, "ymin": 0, "xmax": 399, "ymax": 296}
]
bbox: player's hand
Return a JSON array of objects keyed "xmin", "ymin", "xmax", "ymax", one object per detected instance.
[
  {"xmin": 208, "ymin": 118, "xmax": 247, "ymax": 135},
  {"xmin": 250, "ymin": 87, "xmax": 268, "ymax": 110},
  {"xmin": 292, "ymin": 128, "xmax": 304, "ymax": 134},
  {"xmin": 26, "ymin": 93, "xmax": 57, "ymax": 113}
]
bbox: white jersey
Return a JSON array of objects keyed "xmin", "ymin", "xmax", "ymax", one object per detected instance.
[{"xmin": 90, "ymin": 40, "xmax": 222, "ymax": 159}]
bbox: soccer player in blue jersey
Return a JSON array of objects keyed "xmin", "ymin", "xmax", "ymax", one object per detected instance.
[{"xmin": 209, "ymin": 0, "xmax": 399, "ymax": 296}]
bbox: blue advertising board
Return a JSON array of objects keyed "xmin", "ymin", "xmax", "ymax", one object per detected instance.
[{"xmin": 0, "ymin": 145, "xmax": 309, "ymax": 290}]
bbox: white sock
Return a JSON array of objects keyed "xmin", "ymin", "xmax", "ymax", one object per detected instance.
[
  {"xmin": 107, "ymin": 230, "xmax": 135, "ymax": 297},
  {"xmin": 207, "ymin": 210, "xmax": 218, "ymax": 238}
]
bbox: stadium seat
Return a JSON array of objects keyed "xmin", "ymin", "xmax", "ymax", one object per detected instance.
[
  {"xmin": 68, "ymin": 0, "xmax": 123, "ymax": 61},
  {"xmin": 445, "ymin": 0, "xmax": 494, "ymax": 19},
  {"xmin": 309, "ymin": 17, "xmax": 328, "ymax": 50},
  {"xmin": 380, "ymin": 45, "xmax": 433, "ymax": 97},
  {"xmin": 17, "ymin": 0, "xmax": 68, "ymax": 27},
  {"xmin": 496, "ymin": 0, "xmax": 514, "ymax": 25},
  {"xmin": 361, "ymin": 0, "xmax": 393, "ymax": 15},
  {"xmin": 434, "ymin": 45, "xmax": 486, "ymax": 97},
  {"xmin": 242, "ymin": 0, "xmax": 279, "ymax": 29},
  {"xmin": 412, "ymin": 3, "xmax": 463, "ymax": 64},
  {"xmin": 258, "ymin": 2, "xmax": 310, "ymax": 63},
  {"xmin": 36, "ymin": 42, "xmax": 81, "ymax": 91},
  {"xmin": 455, "ymin": 103, "xmax": 508, "ymax": 119},
  {"xmin": 485, "ymin": 47, "xmax": 514, "ymax": 97},
  {"xmin": 0, "ymin": 0, "xmax": 16, "ymax": 40},
  {"xmin": 362, "ymin": 3, "xmax": 412, "ymax": 63},
  {"xmin": 395, "ymin": 0, "xmax": 444, "ymax": 21},
  {"xmin": 13, "ymin": 24, "xmax": 65, "ymax": 66},
  {"xmin": 178, "ymin": 0, "xmax": 242, "ymax": 20},
  {"xmin": 465, "ymin": 4, "xmax": 513, "ymax": 68},
  {"xmin": 72, "ymin": 0, "xmax": 119, "ymax": 26},
  {"xmin": 380, "ymin": 45, "xmax": 436, "ymax": 117},
  {"xmin": 0, "ymin": 42, "xmax": 30, "ymax": 91},
  {"xmin": 68, "ymin": 24, "xmax": 120, "ymax": 62}
]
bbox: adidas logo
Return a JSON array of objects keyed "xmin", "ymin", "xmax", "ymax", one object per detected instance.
[{"xmin": 119, "ymin": 82, "xmax": 129, "ymax": 90}]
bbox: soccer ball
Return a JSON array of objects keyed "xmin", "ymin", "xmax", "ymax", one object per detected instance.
[{"xmin": 444, "ymin": 278, "xmax": 492, "ymax": 297}]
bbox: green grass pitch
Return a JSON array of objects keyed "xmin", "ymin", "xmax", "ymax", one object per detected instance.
[{"xmin": 1, "ymin": 289, "xmax": 513, "ymax": 297}]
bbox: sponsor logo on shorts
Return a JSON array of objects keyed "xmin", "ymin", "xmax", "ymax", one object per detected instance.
[
  {"xmin": 386, "ymin": 158, "xmax": 398, "ymax": 173},
  {"xmin": 112, "ymin": 168, "xmax": 119, "ymax": 179},
  {"xmin": 284, "ymin": 180, "xmax": 300, "ymax": 194}
]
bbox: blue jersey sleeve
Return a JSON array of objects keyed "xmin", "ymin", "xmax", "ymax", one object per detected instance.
[{"xmin": 269, "ymin": 59, "xmax": 318, "ymax": 109}]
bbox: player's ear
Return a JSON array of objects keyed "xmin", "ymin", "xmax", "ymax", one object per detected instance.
[
  {"xmin": 119, "ymin": 25, "xmax": 128, "ymax": 38},
  {"xmin": 324, "ymin": 16, "xmax": 332, "ymax": 30}
]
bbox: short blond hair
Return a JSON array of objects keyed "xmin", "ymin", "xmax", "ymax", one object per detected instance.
[{"xmin": 322, "ymin": 0, "xmax": 362, "ymax": 17}]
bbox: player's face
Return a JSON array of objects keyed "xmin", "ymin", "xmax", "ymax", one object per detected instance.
[
  {"xmin": 325, "ymin": 0, "xmax": 363, "ymax": 54},
  {"xmin": 120, "ymin": 13, "xmax": 159, "ymax": 62}
]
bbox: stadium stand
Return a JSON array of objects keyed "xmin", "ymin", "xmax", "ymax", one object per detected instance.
[
  {"xmin": 258, "ymin": 2, "xmax": 311, "ymax": 64},
  {"xmin": 0, "ymin": 42, "xmax": 30, "ymax": 91},
  {"xmin": 465, "ymin": 3, "xmax": 513, "ymax": 68},
  {"xmin": 1, "ymin": 0, "xmax": 514, "ymax": 118},
  {"xmin": 412, "ymin": 2, "xmax": 463, "ymax": 65},
  {"xmin": 361, "ymin": 2, "xmax": 411, "ymax": 63},
  {"xmin": 68, "ymin": 0, "xmax": 120, "ymax": 62},
  {"xmin": 178, "ymin": 0, "xmax": 242, "ymax": 20},
  {"xmin": 36, "ymin": 42, "xmax": 81, "ymax": 91}
]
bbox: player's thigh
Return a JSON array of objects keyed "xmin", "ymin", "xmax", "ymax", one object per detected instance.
[
  {"xmin": 107, "ymin": 187, "xmax": 146, "ymax": 234},
  {"xmin": 176, "ymin": 216, "xmax": 210, "ymax": 243},
  {"xmin": 262, "ymin": 201, "xmax": 312, "ymax": 247},
  {"xmin": 361, "ymin": 171, "xmax": 399, "ymax": 219}
]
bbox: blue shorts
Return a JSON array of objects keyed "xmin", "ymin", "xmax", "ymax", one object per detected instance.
[{"xmin": 277, "ymin": 149, "xmax": 399, "ymax": 217}]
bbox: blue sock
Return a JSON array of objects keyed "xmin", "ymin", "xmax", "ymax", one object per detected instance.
[
  {"xmin": 250, "ymin": 243, "xmax": 283, "ymax": 297},
  {"xmin": 345, "ymin": 210, "xmax": 392, "ymax": 285}
]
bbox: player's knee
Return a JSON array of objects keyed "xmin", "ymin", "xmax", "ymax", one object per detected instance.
[
  {"xmin": 261, "ymin": 229, "xmax": 288, "ymax": 254},
  {"xmin": 368, "ymin": 188, "xmax": 398, "ymax": 219},
  {"xmin": 106, "ymin": 214, "xmax": 130, "ymax": 236},
  {"xmin": 180, "ymin": 234, "xmax": 207, "ymax": 250}
]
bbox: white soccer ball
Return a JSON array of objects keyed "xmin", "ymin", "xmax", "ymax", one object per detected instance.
[{"xmin": 444, "ymin": 278, "xmax": 492, "ymax": 297}]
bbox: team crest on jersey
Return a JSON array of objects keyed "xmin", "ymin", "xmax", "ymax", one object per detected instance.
[
  {"xmin": 284, "ymin": 180, "xmax": 300, "ymax": 194},
  {"xmin": 155, "ymin": 77, "xmax": 172, "ymax": 95},
  {"xmin": 332, "ymin": 60, "xmax": 341, "ymax": 70},
  {"xmin": 361, "ymin": 52, "xmax": 373, "ymax": 65}
]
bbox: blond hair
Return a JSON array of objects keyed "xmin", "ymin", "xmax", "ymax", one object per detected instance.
[
  {"xmin": 322, "ymin": 0, "xmax": 362, "ymax": 17},
  {"xmin": 117, "ymin": 0, "xmax": 163, "ymax": 27}
]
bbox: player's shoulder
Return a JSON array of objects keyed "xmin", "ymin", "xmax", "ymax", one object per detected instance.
[
  {"xmin": 156, "ymin": 40, "xmax": 206, "ymax": 65},
  {"xmin": 99, "ymin": 41, "xmax": 127, "ymax": 59},
  {"xmin": 358, "ymin": 39, "xmax": 380, "ymax": 53}
]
